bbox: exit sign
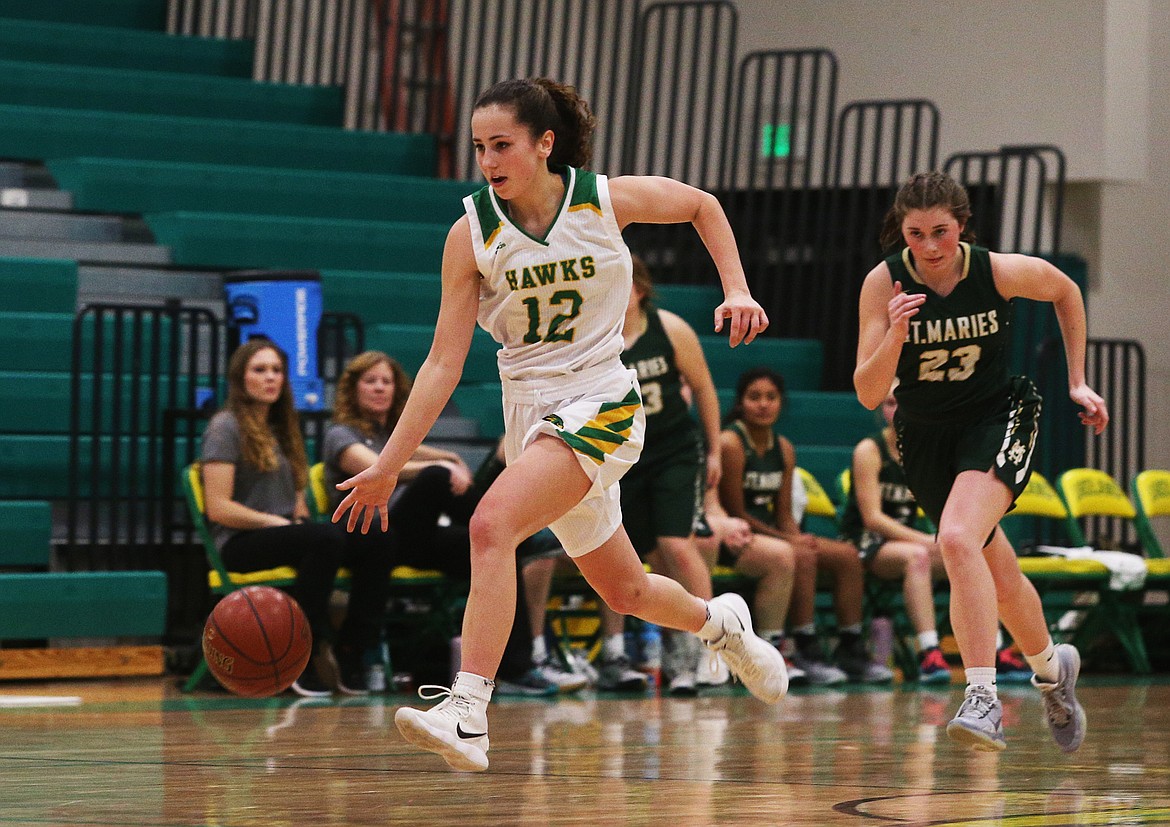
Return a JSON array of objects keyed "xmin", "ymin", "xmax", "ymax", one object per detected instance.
[{"xmin": 760, "ymin": 123, "xmax": 791, "ymax": 159}]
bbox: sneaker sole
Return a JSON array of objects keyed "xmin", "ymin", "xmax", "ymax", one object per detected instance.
[
  {"xmin": 394, "ymin": 708, "xmax": 489, "ymax": 772},
  {"xmin": 945, "ymin": 719, "xmax": 1006, "ymax": 752}
]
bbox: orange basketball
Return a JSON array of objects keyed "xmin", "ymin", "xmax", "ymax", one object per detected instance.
[{"xmin": 202, "ymin": 586, "xmax": 312, "ymax": 697}]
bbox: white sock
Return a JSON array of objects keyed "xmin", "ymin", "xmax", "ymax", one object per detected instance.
[
  {"xmin": 996, "ymin": 628, "xmax": 1005, "ymax": 650},
  {"xmin": 1025, "ymin": 641, "xmax": 1060, "ymax": 683},
  {"xmin": 698, "ymin": 602, "xmax": 727, "ymax": 641},
  {"xmin": 965, "ymin": 667, "xmax": 998, "ymax": 698},
  {"xmin": 758, "ymin": 629, "xmax": 784, "ymax": 647},
  {"xmin": 791, "ymin": 623, "xmax": 817, "ymax": 637},
  {"xmin": 917, "ymin": 630, "xmax": 939, "ymax": 652},
  {"xmin": 602, "ymin": 633, "xmax": 626, "ymax": 661},
  {"xmin": 453, "ymin": 671, "xmax": 495, "ymax": 703},
  {"xmin": 532, "ymin": 635, "xmax": 548, "ymax": 665}
]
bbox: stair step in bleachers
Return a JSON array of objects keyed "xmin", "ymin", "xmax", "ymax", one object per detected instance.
[
  {"xmin": 146, "ymin": 211, "xmax": 448, "ymax": 271},
  {"xmin": 715, "ymin": 389, "xmax": 876, "ymax": 447},
  {"xmin": 0, "ymin": 105, "xmax": 435, "ymax": 174},
  {"xmin": 323, "ymin": 270, "xmax": 441, "ymax": 326},
  {"xmin": 0, "ymin": 237, "xmax": 170, "ymax": 265},
  {"xmin": 0, "ymin": 18, "xmax": 253, "ymax": 77},
  {"xmin": 0, "ymin": 311, "xmax": 194, "ymax": 372},
  {"xmin": 0, "ymin": 208, "xmax": 136, "ymax": 242},
  {"xmin": 653, "ymin": 283, "xmax": 726, "ymax": 334},
  {"xmin": 0, "ymin": 371, "xmax": 220, "ymax": 434},
  {"xmin": 365, "ymin": 323, "xmax": 502, "ymax": 384},
  {"xmin": 0, "ymin": 60, "xmax": 344, "ymax": 126},
  {"xmin": 0, "ymin": 256, "xmax": 77, "ymax": 312},
  {"xmin": 51, "ymin": 158, "xmax": 478, "ymax": 223},
  {"xmin": 450, "ymin": 383, "xmax": 506, "ymax": 441},
  {"xmin": 0, "ymin": 0, "xmax": 168, "ymax": 30},
  {"xmin": 0, "ymin": 501, "xmax": 50, "ymax": 566},
  {"xmin": 78, "ymin": 263, "xmax": 224, "ymax": 305},
  {"xmin": 0, "ymin": 571, "xmax": 167, "ymax": 638},
  {"xmin": 700, "ymin": 335, "xmax": 823, "ymax": 392}
]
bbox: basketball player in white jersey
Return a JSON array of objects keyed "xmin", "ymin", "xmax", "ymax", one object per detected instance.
[{"xmin": 334, "ymin": 78, "xmax": 787, "ymax": 772}]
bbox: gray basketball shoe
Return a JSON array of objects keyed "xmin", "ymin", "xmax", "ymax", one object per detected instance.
[
  {"xmin": 946, "ymin": 684, "xmax": 1006, "ymax": 751},
  {"xmin": 1032, "ymin": 643, "xmax": 1087, "ymax": 753}
]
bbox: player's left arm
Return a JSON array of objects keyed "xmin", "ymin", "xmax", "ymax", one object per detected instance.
[
  {"xmin": 609, "ymin": 175, "xmax": 767, "ymax": 346},
  {"xmin": 992, "ymin": 252, "xmax": 1109, "ymax": 434},
  {"xmin": 661, "ymin": 308, "xmax": 723, "ymax": 488}
]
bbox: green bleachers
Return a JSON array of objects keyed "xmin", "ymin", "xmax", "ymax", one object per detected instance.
[
  {"xmin": 0, "ymin": 312, "xmax": 185, "ymax": 373},
  {"xmin": 0, "ymin": 257, "xmax": 77, "ymax": 313},
  {"xmin": 795, "ymin": 445, "xmax": 855, "ymax": 494},
  {"xmin": 0, "ymin": 0, "xmax": 167, "ymax": 30},
  {"xmin": 0, "ymin": 60, "xmax": 343, "ymax": 126},
  {"xmin": 322, "ymin": 270, "xmax": 441, "ymax": 326},
  {"xmin": 0, "ymin": 18, "xmax": 253, "ymax": 77},
  {"xmin": 51, "ymin": 158, "xmax": 476, "ymax": 223},
  {"xmin": 716, "ymin": 389, "xmax": 876, "ymax": 447},
  {"xmin": 0, "ymin": 434, "xmax": 198, "ymax": 498},
  {"xmin": 451, "ymin": 383, "xmax": 506, "ymax": 441},
  {"xmin": 0, "ymin": 572, "xmax": 167, "ymax": 638},
  {"xmin": 700, "ymin": 335, "xmax": 823, "ymax": 391},
  {"xmin": 0, "ymin": 502, "xmax": 50, "ymax": 566},
  {"xmin": 0, "ymin": 372, "xmax": 220, "ymax": 434},
  {"xmin": 146, "ymin": 211, "xmax": 448, "ymax": 271},
  {"xmin": 0, "ymin": 104, "xmax": 435, "ymax": 174},
  {"xmin": 652, "ymin": 284, "xmax": 726, "ymax": 334},
  {"xmin": 365, "ymin": 324, "xmax": 501, "ymax": 385}
]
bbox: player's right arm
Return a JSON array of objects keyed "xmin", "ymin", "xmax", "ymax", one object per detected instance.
[
  {"xmin": 854, "ymin": 263, "xmax": 923, "ymax": 409},
  {"xmin": 333, "ymin": 217, "xmax": 481, "ymax": 532}
]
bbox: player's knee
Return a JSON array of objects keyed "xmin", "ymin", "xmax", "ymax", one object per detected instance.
[
  {"xmin": 936, "ymin": 526, "xmax": 980, "ymax": 562},
  {"xmin": 597, "ymin": 579, "xmax": 644, "ymax": 615},
  {"xmin": 907, "ymin": 544, "xmax": 932, "ymax": 577},
  {"xmin": 467, "ymin": 508, "xmax": 519, "ymax": 555}
]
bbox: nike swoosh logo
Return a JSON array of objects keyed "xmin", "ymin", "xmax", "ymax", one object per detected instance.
[{"xmin": 456, "ymin": 724, "xmax": 486, "ymax": 740}]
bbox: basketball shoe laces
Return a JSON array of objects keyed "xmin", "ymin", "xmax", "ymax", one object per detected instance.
[
  {"xmin": 1037, "ymin": 681, "xmax": 1071, "ymax": 727},
  {"xmin": 707, "ymin": 619, "xmax": 763, "ymax": 687},
  {"xmin": 959, "ymin": 686, "xmax": 997, "ymax": 719},
  {"xmin": 415, "ymin": 684, "xmax": 474, "ymax": 722}
]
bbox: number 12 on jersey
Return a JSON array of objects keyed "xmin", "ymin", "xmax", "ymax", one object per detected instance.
[{"xmin": 522, "ymin": 290, "xmax": 583, "ymax": 344}]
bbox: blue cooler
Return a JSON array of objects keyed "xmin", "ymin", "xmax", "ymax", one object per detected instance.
[{"xmin": 224, "ymin": 270, "xmax": 324, "ymax": 410}]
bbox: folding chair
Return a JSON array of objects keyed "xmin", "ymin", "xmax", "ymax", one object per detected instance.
[
  {"xmin": 180, "ymin": 462, "xmax": 309, "ymax": 692},
  {"xmin": 1054, "ymin": 468, "xmax": 1155, "ymax": 673},
  {"xmin": 1131, "ymin": 469, "xmax": 1170, "ymax": 559}
]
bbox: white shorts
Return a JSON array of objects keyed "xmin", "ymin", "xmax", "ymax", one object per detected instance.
[{"xmin": 501, "ymin": 362, "xmax": 644, "ymax": 557}]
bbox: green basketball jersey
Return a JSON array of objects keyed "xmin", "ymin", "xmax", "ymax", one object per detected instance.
[
  {"xmin": 727, "ymin": 420, "xmax": 785, "ymax": 524},
  {"xmin": 887, "ymin": 243, "xmax": 1013, "ymax": 421},
  {"xmin": 621, "ymin": 306, "xmax": 699, "ymax": 462},
  {"xmin": 839, "ymin": 431, "xmax": 918, "ymax": 541}
]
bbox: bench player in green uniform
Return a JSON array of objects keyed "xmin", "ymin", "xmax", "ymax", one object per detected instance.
[{"xmin": 855, "ymin": 171, "xmax": 1108, "ymax": 752}]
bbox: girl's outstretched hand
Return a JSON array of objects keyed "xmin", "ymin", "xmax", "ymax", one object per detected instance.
[
  {"xmin": 332, "ymin": 464, "xmax": 400, "ymax": 534},
  {"xmin": 714, "ymin": 293, "xmax": 769, "ymax": 347},
  {"xmin": 1070, "ymin": 383, "xmax": 1109, "ymax": 435}
]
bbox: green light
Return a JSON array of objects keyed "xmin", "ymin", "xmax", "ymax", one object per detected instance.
[{"xmin": 761, "ymin": 123, "xmax": 791, "ymax": 159}]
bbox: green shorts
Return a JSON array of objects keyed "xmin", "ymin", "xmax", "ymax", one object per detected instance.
[
  {"xmin": 620, "ymin": 441, "xmax": 704, "ymax": 556},
  {"xmin": 894, "ymin": 376, "xmax": 1042, "ymax": 528}
]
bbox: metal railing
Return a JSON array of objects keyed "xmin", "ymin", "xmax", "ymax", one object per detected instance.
[{"xmin": 944, "ymin": 145, "xmax": 1067, "ymax": 255}]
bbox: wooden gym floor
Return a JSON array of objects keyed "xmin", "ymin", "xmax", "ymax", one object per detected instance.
[{"xmin": 0, "ymin": 676, "xmax": 1168, "ymax": 825}]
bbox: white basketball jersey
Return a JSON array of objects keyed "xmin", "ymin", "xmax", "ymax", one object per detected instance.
[{"xmin": 464, "ymin": 167, "xmax": 633, "ymax": 383}]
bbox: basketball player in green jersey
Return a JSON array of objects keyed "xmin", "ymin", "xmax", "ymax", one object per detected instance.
[
  {"xmin": 855, "ymin": 171, "xmax": 1108, "ymax": 752},
  {"xmin": 618, "ymin": 257, "xmax": 799, "ymax": 695},
  {"xmin": 334, "ymin": 78, "xmax": 788, "ymax": 773}
]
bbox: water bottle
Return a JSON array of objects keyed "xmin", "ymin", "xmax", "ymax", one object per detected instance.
[
  {"xmin": 638, "ymin": 622, "xmax": 663, "ymax": 687},
  {"xmin": 362, "ymin": 641, "xmax": 388, "ymax": 693},
  {"xmin": 870, "ymin": 616, "xmax": 894, "ymax": 668}
]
